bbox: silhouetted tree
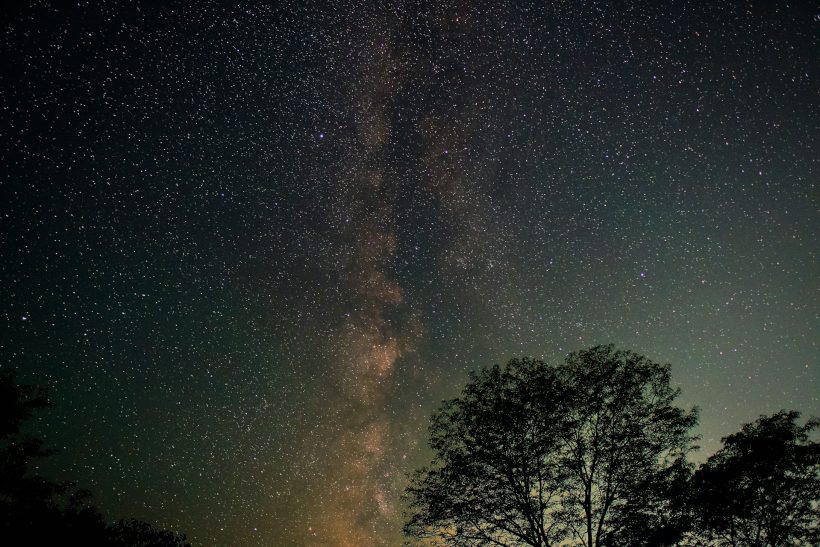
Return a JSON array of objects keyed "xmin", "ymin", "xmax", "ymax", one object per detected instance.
[
  {"xmin": 689, "ymin": 410, "xmax": 820, "ymax": 546},
  {"xmin": 0, "ymin": 368, "xmax": 191, "ymax": 546},
  {"xmin": 404, "ymin": 345, "xmax": 699, "ymax": 546},
  {"xmin": 0, "ymin": 368, "xmax": 70, "ymax": 539},
  {"xmin": 109, "ymin": 518, "xmax": 191, "ymax": 547}
]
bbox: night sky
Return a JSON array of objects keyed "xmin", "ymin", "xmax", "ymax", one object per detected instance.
[{"xmin": 1, "ymin": 1, "xmax": 817, "ymax": 545}]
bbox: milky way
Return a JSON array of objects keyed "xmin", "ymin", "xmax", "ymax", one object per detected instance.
[{"xmin": 1, "ymin": 1, "xmax": 817, "ymax": 545}]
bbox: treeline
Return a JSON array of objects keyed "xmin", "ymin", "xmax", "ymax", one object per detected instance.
[
  {"xmin": 0, "ymin": 369, "xmax": 190, "ymax": 546},
  {"xmin": 405, "ymin": 345, "xmax": 820, "ymax": 546}
]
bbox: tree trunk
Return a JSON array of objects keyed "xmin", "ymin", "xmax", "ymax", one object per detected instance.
[{"xmin": 585, "ymin": 486, "xmax": 593, "ymax": 547}]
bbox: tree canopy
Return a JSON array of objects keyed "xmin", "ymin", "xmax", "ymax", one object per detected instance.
[
  {"xmin": 0, "ymin": 368, "xmax": 191, "ymax": 546},
  {"xmin": 404, "ymin": 345, "xmax": 699, "ymax": 546},
  {"xmin": 689, "ymin": 410, "xmax": 820, "ymax": 546}
]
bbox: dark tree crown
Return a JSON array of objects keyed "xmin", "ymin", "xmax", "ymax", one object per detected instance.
[{"xmin": 404, "ymin": 345, "xmax": 699, "ymax": 547}]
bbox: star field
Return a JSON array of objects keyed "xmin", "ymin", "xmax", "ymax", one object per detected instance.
[{"xmin": 1, "ymin": 1, "xmax": 817, "ymax": 545}]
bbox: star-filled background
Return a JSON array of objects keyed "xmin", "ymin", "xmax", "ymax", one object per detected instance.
[{"xmin": 1, "ymin": 1, "xmax": 817, "ymax": 545}]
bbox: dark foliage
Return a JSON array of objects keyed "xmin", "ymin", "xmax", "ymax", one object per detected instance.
[
  {"xmin": 109, "ymin": 518, "xmax": 192, "ymax": 547},
  {"xmin": 689, "ymin": 410, "xmax": 820, "ymax": 546},
  {"xmin": 0, "ymin": 369, "xmax": 191, "ymax": 546},
  {"xmin": 404, "ymin": 345, "xmax": 699, "ymax": 546}
]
